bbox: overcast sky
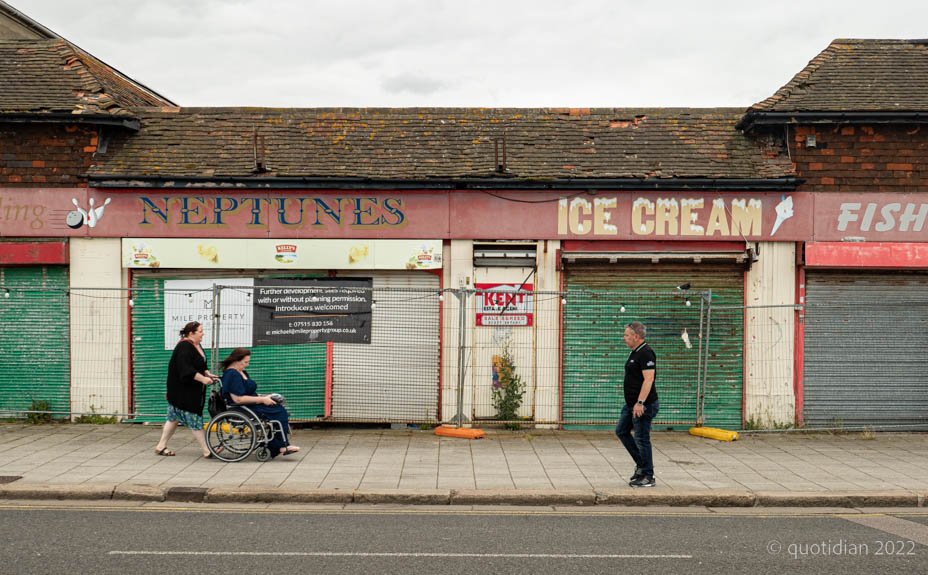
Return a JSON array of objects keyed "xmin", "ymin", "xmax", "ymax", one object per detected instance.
[{"xmin": 14, "ymin": 0, "xmax": 928, "ymax": 108}]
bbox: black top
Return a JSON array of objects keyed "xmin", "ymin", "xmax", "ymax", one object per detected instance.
[
  {"xmin": 623, "ymin": 342, "xmax": 658, "ymax": 407},
  {"xmin": 165, "ymin": 340, "xmax": 208, "ymax": 414}
]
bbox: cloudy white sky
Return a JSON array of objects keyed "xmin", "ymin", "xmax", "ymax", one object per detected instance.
[{"xmin": 14, "ymin": 0, "xmax": 928, "ymax": 108}]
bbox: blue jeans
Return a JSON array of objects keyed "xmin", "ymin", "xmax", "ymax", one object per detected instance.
[{"xmin": 615, "ymin": 401, "xmax": 659, "ymax": 477}]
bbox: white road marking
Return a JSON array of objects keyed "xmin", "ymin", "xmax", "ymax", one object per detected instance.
[{"xmin": 109, "ymin": 551, "xmax": 692, "ymax": 559}]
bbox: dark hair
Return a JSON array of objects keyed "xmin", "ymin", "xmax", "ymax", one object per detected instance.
[
  {"xmin": 179, "ymin": 321, "xmax": 201, "ymax": 338},
  {"xmin": 221, "ymin": 347, "xmax": 251, "ymax": 371}
]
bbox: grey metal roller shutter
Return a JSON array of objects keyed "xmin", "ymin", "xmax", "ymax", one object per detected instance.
[
  {"xmin": 331, "ymin": 270, "xmax": 441, "ymax": 422},
  {"xmin": 804, "ymin": 271, "xmax": 928, "ymax": 428}
]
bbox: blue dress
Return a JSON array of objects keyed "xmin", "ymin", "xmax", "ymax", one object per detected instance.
[{"xmin": 221, "ymin": 369, "xmax": 291, "ymax": 456}]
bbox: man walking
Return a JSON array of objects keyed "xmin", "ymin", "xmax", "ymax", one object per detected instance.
[{"xmin": 616, "ymin": 321, "xmax": 659, "ymax": 487}]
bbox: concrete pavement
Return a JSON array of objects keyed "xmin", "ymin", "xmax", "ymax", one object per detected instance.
[{"xmin": 1, "ymin": 424, "xmax": 927, "ymax": 506}]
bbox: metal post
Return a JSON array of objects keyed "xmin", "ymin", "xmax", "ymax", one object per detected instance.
[
  {"xmin": 210, "ymin": 284, "xmax": 222, "ymax": 373},
  {"xmin": 696, "ymin": 292, "xmax": 705, "ymax": 425},
  {"xmin": 453, "ymin": 288, "xmax": 470, "ymax": 428},
  {"xmin": 699, "ymin": 289, "xmax": 713, "ymax": 425}
]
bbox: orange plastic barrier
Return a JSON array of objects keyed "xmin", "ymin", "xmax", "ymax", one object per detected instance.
[{"xmin": 434, "ymin": 425, "xmax": 485, "ymax": 439}]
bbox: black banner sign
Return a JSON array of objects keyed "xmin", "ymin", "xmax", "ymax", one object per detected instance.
[{"xmin": 252, "ymin": 278, "xmax": 372, "ymax": 345}]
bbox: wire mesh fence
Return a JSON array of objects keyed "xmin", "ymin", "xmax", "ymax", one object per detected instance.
[
  {"xmin": 1, "ymin": 280, "xmax": 924, "ymax": 430},
  {"xmin": 556, "ymin": 289, "xmax": 706, "ymax": 427},
  {"xmin": 736, "ymin": 304, "xmax": 796, "ymax": 429},
  {"xmin": 0, "ymin": 282, "xmax": 71, "ymax": 419}
]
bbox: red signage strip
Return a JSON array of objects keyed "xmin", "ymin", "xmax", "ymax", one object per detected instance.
[
  {"xmin": 805, "ymin": 242, "xmax": 928, "ymax": 269},
  {"xmin": 2, "ymin": 188, "xmax": 815, "ymax": 241},
  {"xmin": 812, "ymin": 194, "xmax": 928, "ymax": 242},
  {"xmin": 0, "ymin": 241, "xmax": 68, "ymax": 265}
]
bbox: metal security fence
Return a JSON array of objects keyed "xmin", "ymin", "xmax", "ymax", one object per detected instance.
[
  {"xmin": 735, "ymin": 304, "xmax": 797, "ymax": 429},
  {"xmin": 207, "ymin": 282, "xmax": 442, "ymax": 423},
  {"xmin": 0, "ymin": 286, "xmax": 125, "ymax": 420},
  {"xmin": 5, "ymin": 281, "xmax": 923, "ymax": 430},
  {"xmin": 0, "ymin": 281, "xmax": 70, "ymax": 418},
  {"xmin": 558, "ymin": 289, "xmax": 708, "ymax": 427}
]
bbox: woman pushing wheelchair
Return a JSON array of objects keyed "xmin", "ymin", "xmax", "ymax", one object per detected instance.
[{"xmin": 220, "ymin": 348, "xmax": 300, "ymax": 457}]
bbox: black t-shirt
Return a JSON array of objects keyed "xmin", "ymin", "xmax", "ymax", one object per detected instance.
[{"xmin": 623, "ymin": 342, "xmax": 658, "ymax": 407}]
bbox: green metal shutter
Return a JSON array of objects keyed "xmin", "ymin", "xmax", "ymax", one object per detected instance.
[
  {"xmin": 0, "ymin": 266, "xmax": 70, "ymax": 417},
  {"xmin": 563, "ymin": 263, "xmax": 744, "ymax": 428},
  {"xmin": 130, "ymin": 273, "xmax": 326, "ymax": 422}
]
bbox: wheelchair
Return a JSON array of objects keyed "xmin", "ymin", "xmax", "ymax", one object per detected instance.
[{"xmin": 205, "ymin": 381, "xmax": 288, "ymax": 463}]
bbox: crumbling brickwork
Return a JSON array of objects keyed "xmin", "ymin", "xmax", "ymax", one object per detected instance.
[
  {"xmin": 0, "ymin": 123, "xmax": 98, "ymax": 187},
  {"xmin": 790, "ymin": 124, "xmax": 927, "ymax": 192}
]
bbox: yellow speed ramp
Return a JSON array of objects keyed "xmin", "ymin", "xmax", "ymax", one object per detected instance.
[{"xmin": 689, "ymin": 426, "xmax": 739, "ymax": 441}]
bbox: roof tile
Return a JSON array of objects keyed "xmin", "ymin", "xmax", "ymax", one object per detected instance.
[
  {"xmin": 0, "ymin": 39, "xmax": 171, "ymax": 116},
  {"xmin": 748, "ymin": 39, "xmax": 928, "ymax": 113},
  {"xmin": 89, "ymin": 107, "xmax": 794, "ymax": 181}
]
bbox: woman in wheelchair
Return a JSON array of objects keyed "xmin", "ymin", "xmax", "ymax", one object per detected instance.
[{"xmin": 220, "ymin": 348, "xmax": 300, "ymax": 457}]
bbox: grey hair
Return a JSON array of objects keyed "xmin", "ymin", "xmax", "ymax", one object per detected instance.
[{"xmin": 626, "ymin": 321, "xmax": 646, "ymax": 339}]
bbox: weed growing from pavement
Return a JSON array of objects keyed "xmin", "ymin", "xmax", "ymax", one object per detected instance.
[
  {"xmin": 743, "ymin": 416, "xmax": 795, "ymax": 431},
  {"xmin": 27, "ymin": 399, "xmax": 53, "ymax": 424},
  {"xmin": 75, "ymin": 404, "xmax": 117, "ymax": 424}
]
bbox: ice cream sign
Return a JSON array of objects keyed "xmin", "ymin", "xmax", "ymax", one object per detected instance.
[{"xmin": 556, "ymin": 194, "xmax": 799, "ymax": 239}]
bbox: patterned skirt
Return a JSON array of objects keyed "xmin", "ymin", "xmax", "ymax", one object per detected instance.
[{"xmin": 166, "ymin": 404, "xmax": 204, "ymax": 430}]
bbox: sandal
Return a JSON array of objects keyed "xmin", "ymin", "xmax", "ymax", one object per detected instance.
[
  {"xmin": 155, "ymin": 448, "xmax": 176, "ymax": 456},
  {"xmin": 203, "ymin": 446, "xmax": 223, "ymax": 459},
  {"xmin": 280, "ymin": 446, "xmax": 300, "ymax": 456}
]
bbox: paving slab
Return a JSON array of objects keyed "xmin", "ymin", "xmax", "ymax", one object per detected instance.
[{"xmin": 2, "ymin": 425, "xmax": 928, "ymax": 507}]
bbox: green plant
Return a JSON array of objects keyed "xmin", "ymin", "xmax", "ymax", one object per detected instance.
[
  {"xmin": 860, "ymin": 425, "xmax": 876, "ymax": 440},
  {"xmin": 27, "ymin": 399, "xmax": 53, "ymax": 424},
  {"xmin": 75, "ymin": 404, "xmax": 117, "ymax": 425},
  {"xmin": 743, "ymin": 416, "xmax": 761, "ymax": 431},
  {"xmin": 491, "ymin": 343, "xmax": 525, "ymax": 430},
  {"xmin": 826, "ymin": 416, "xmax": 845, "ymax": 435}
]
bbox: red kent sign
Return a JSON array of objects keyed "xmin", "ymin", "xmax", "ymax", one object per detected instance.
[{"xmin": 476, "ymin": 284, "xmax": 534, "ymax": 327}]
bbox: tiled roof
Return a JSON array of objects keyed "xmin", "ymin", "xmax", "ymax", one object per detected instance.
[
  {"xmin": 89, "ymin": 107, "xmax": 794, "ymax": 182},
  {"xmin": 747, "ymin": 39, "xmax": 928, "ymax": 114},
  {"xmin": 0, "ymin": 39, "xmax": 171, "ymax": 116}
]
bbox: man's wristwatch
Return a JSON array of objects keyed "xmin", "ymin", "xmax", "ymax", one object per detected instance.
[{"xmin": 636, "ymin": 400, "xmax": 645, "ymax": 407}]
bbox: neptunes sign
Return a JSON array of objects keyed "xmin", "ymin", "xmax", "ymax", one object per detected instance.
[
  {"xmin": 138, "ymin": 196, "xmax": 406, "ymax": 228},
  {"xmin": 557, "ymin": 195, "xmax": 795, "ymax": 238}
]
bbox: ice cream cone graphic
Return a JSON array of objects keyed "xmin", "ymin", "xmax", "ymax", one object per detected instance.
[{"xmin": 770, "ymin": 195, "xmax": 794, "ymax": 236}]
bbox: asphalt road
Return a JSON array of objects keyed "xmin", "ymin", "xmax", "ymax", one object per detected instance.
[{"xmin": 1, "ymin": 504, "xmax": 927, "ymax": 574}]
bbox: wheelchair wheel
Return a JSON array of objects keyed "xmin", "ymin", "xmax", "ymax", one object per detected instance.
[
  {"xmin": 206, "ymin": 411, "xmax": 256, "ymax": 462},
  {"xmin": 255, "ymin": 446, "xmax": 272, "ymax": 462}
]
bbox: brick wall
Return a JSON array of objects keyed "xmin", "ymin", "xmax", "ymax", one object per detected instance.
[
  {"xmin": 790, "ymin": 124, "xmax": 927, "ymax": 192},
  {"xmin": 0, "ymin": 123, "xmax": 99, "ymax": 187}
]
